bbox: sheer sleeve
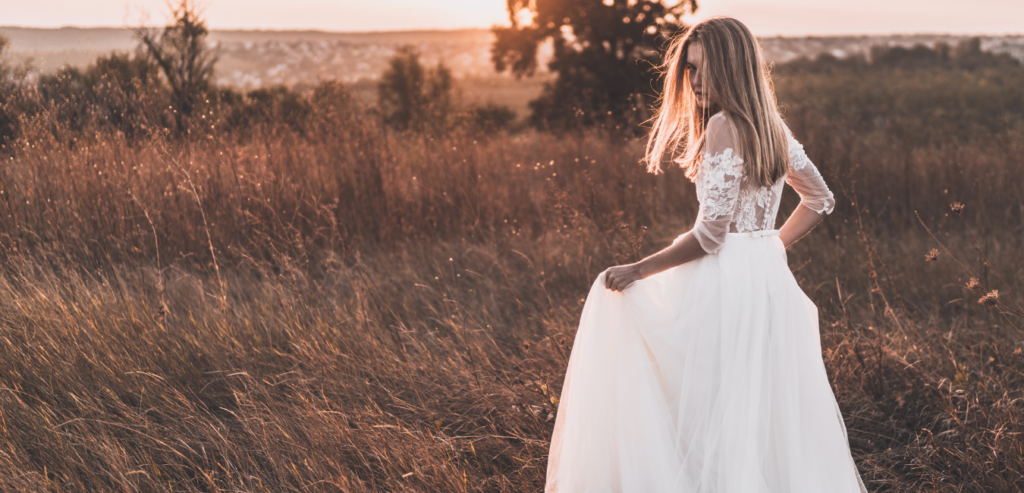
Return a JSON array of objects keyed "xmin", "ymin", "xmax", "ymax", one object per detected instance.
[
  {"xmin": 785, "ymin": 130, "xmax": 835, "ymax": 215},
  {"xmin": 691, "ymin": 113, "xmax": 743, "ymax": 254}
]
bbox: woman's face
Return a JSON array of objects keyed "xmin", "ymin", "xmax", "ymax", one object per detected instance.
[{"xmin": 685, "ymin": 42, "xmax": 712, "ymax": 109}]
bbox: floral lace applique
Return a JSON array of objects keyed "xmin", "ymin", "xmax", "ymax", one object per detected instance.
[
  {"xmin": 695, "ymin": 132, "xmax": 834, "ymax": 239},
  {"xmin": 696, "ymin": 148, "xmax": 744, "ymax": 221},
  {"xmin": 733, "ymin": 179, "xmax": 785, "ymax": 232},
  {"xmin": 787, "ymin": 134, "xmax": 814, "ymax": 172}
]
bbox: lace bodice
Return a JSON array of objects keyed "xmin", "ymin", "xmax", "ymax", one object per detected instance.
[{"xmin": 691, "ymin": 112, "xmax": 835, "ymax": 254}]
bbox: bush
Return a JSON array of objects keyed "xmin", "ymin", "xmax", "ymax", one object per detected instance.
[
  {"xmin": 377, "ymin": 46, "xmax": 457, "ymax": 132},
  {"xmin": 223, "ymin": 84, "xmax": 313, "ymax": 134},
  {"xmin": 469, "ymin": 103, "xmax": 517, "ymax": 133}
]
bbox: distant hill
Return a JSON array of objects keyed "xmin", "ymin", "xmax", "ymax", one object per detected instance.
[
  {"xmin": 0, "ymin": 27, "xmax": 515, "ymax": 88},
  {"xmin": 2, "ymin": 26, "xmax": 1023, "ymax": 89},
  {"xmin": 759, "ymin": 34, "xmax": 1024, "ymax": 65}
]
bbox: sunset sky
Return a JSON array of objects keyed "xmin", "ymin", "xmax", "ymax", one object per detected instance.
[{"xmin": 3, "ymin": 0, "xmax": 1022, "ymax": 35}]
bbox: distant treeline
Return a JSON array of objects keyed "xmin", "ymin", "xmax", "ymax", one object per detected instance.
[
  {"xmin": 0, "ymin": 16, "xmax": 1020, "ymax": 149},
  {"xmin": 0, "ymin": 1, "xmax": 514, "ymax": 149},
  {"xmin": 778, "ymin": 37, "xmax": 1021, "ymax": 73},
  {"xmin": 0, "ymin": 45, "xmax": 515, "ymax": 148}
]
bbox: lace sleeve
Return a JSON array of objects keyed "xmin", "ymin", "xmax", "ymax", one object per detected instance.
[
  {"xmin": 785, "ymin": 131, "xmax": 835, "ymax": 215},
  {"xmin": 692, "ymin": 113, "xmax": 743, "ymax": 254}
]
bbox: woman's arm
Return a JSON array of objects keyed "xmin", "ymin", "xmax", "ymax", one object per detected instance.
[
  {"xmin": 605, "ymin": 205, "xmax": 826, "ymax": 291},
  {"xmin": 606, "ymin": 204, "xmax": 825, "ymax": 291},
  {"xmin": 606, "ymin": 113, "xmax": 741, "ymax": 292},
  {"xmin": 779, "ymin": 203, "xmax": 825, "ymax": 248},
  {"xmin": 783, "ymin": 129, "xmax": 835, "ymax": 247},
  {"xmin": 604, "ymin": 231, "xmax": 706, "ymax": 292}
]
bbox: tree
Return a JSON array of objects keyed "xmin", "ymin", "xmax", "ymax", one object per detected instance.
[
  {"xmin": 0, "ymin": 35, "xmax": 11, "ymax": 86},
  {"xmin": 0, "ymin": 35, "xmax": 35, "ymax": 144},
  {"xmin": 378, "ymin": 46, "xmax": 456, "ymax": 132},
  {"xmin": 492, "ymin": 0, "xmax": 697, "ymax": 130},
  {"xmin": 0, "ymin": 35, "xmax": 16, "ymax": 145},
  {"xmin": 135, "ymin": 0, "xmax": 217, "ymax": 132}
]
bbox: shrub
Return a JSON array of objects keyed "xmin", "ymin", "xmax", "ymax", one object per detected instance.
[
  {"xmin": 378, "ymin": 46, "xmax": 457, "ymax": 132},
  {"xmin": 469, "ymin": 103, "xmax": 517, "ymax": 133}
]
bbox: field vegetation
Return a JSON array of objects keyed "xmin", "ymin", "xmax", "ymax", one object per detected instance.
[{"xmin": 0, "ymin": 10, "xmax": 1023, "ymax": 492}]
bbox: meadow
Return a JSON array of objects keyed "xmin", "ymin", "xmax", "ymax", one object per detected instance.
[{"xmin": 0, "ymin": 41, "xmax": 1023, "ymax": 492}]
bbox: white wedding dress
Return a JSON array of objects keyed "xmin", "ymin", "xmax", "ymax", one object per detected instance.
[{"xmin": 545, "ymin": 112, "xmax": 868, "ymax": 492}]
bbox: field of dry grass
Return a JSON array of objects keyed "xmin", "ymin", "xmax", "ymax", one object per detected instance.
[{"xmin": 1, "ymin": 52, "xmax": 1024, "ymax": 492}]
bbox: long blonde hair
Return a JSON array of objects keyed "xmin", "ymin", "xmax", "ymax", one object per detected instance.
[{"xmin": 644, "ymin": 16, "xmax": 788, "ymax": 187}]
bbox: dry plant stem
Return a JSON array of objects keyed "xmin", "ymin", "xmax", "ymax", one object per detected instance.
[
  {"xmin": 849, "ymin": 188, "xmax": 908, "ymax": 336},
  {"xmin": 129, "ymin": 190, "xmax": 165, "ymax": 313},
  {"xmin": 352, "ymin": 265, "xmax": 408, "ymax": 358},
  {"xmin": 170, "ymin": 156, "xmax": 227, "ymax": 307},
  {"xmin": 913, "ymin": 211, "xmax": 977, "ymax": 278},
  {"xmin": 914, "ymin": 210, "xmax": 1022, "ymax": 334},
  {"xmin": 956, "ymin": 214, "xmax": 1024, "ymax": 314}
]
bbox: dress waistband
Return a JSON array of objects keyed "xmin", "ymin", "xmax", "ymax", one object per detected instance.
[{"xmin": 727, "ymin": 229, "xmax": 780, "ymax": 238}]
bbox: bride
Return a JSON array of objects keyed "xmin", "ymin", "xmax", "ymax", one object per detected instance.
[{"xmin": 545, "ymin": 16, "xmax": 868, "ymax": 493}]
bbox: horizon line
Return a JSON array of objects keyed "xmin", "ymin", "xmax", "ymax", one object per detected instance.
[{"xmin": 1, "ymin": 25, "xmax": 1022, "ymax": 39}]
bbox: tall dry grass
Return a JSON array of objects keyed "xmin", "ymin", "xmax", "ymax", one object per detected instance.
[{"xmin": 0, "ymin": 57, "xmax": 1023, "ymax": 491}]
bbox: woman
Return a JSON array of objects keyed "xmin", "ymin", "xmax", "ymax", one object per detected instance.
[{"xmin": 545, "ymin": 17, "xmax": 868, "ymax": 493}]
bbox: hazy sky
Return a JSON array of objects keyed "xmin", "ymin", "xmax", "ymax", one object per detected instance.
[{"xmin": 3, "ymin": 0, "xmax": 1022, "ymax": 35}]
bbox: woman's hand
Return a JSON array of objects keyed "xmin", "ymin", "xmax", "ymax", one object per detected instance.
[
  {"xmin": 604, "ymin": 264, "xmax": 643, "ymax": 292},
  {"xmin": 779, "ymin": 203, "xmax": 826, "ymax": 248}
]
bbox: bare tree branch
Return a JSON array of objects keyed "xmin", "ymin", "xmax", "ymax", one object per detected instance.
[{"xmin": 133, "ymin": 0, "xmax": 217, "ymax": 132}]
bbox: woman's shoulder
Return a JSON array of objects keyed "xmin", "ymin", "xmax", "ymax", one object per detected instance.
[
  {"xmin": 704, "ymin": 111, "xmax": 738, "ymax": 155},
  {"xmin": 707, "ymin": 110, "xmax": 729, "ymax": 128},
  {"xmin": 701, "ymin": 111, "xmax": 743, "ymax": 180},
  {"xmin": 783, "ymin": 125, "xmax": 814, "ymax": 171},
  {"xmin": 781, "ymin": 122, "xmax": 805, "ymax": 154}
]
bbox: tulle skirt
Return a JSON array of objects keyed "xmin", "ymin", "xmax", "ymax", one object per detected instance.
[{"xmin": 546, "ymin": 231, "xmax": 867, "ymax": 493}]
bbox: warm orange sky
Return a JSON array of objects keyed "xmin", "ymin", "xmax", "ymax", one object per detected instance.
[{"xmin": 2, "ymin": 0, "xmax": 1022, "ymax": 35}]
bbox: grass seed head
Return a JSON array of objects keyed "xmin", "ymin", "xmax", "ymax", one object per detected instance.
[
  {"xmin": 978, "ymin": 290, "xmax": 999, "ymax": 306},
  {"xmin": 925, "ymin": 248, "xmax": 940, "ymax": 262}
]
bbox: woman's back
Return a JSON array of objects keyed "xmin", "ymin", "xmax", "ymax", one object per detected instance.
[{"xmin": 690, "ymin": 111, "xmax": 836, "ymax": 253}]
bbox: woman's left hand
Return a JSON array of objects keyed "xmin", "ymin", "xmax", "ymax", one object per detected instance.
[{"xmin": 604, "ymin": 263, "xmax": 643, "ymax": 292}]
